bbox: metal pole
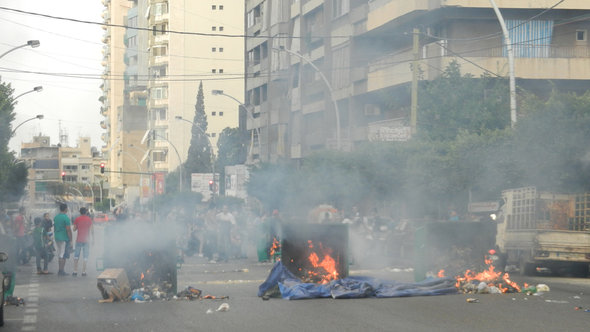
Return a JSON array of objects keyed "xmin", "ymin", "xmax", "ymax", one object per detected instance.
[
  {"xmin": 274, "ymin": 47, "xmax": 341, "ymax": 150},
  {"xmin": 410, "ymin": 28, "xmax": 419, "ymax": 135},
  {"xmin": 152, "ymin": 131, "xmax": 183, "ymax": 192},
  {"xmin": 489, "ymin": 0, "xmax": 517, "ymax": 128},
  {"xmin": 0, "ymin": 40, "xmax": 40, "ymax": 59}
]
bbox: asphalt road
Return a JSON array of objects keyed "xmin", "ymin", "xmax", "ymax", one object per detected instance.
[{"xmin": 3, "ymin": 224, "xmax": 590, "ymax": 332}]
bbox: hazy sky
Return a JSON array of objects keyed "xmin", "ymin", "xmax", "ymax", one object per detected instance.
[{"xmin": 1, "ymin": 0, "xmax": 104, "ymax": 153}]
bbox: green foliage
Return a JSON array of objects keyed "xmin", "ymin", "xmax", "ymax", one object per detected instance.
[
  {"xmin": 185, "ymin": 81, "xmax": 213, "ymax": 180},
  {"xmin": 0, "ymin": 80, "xmax": 27, "ymax": 202},
  {"xmin": 246, "ymin": 62, "xmax": 590, "ymax": 219},
  {"xmin": 418, "ymin": 60, "xmax": 511, "ymax": 141},
  {"xmin": 217, "ymin": 127, "xmax": 247, "ymax": 167},
  {"xmin": 511, "ymin": 90, "xmax": 590, "ymax": 193}
]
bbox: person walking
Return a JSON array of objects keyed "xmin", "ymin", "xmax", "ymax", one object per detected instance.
[
  {"xmin": 12, "ymin": 207, "xmax": 27, "ymax": 264},
  {"xmin": 54, "ymin": 203, "xmax": 72, "ymax": 276},
  {"xmin": 32, "ymin": 217, "xmax": 50, "ymax": 274},
  {"xmin": 216, "ymin": 205, "xmax": 236, "ymax": 262},
  {"xmin": 72, "ymin": 207, "xmax": 93, "ymax": 277}
]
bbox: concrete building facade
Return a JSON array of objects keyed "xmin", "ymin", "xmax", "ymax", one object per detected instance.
[
  {"xmin": 245, "ymin": 0, "xmax": 590, "ymax": 162},
  {"xmin": 101, "ymin": 0, "xmax": 244, "ymax": 202}
]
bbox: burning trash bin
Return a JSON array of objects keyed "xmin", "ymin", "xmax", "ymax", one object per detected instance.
[
  {"xmin": 102, "ymin": 222, "xmax": 177, "ymax": 299},
  {"xmin": 281, "ymin": 223, "xmax": 349, "ymax": 283}
]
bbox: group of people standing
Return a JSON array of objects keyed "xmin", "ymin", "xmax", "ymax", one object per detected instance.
[{"xmin": 1, "ymin": 203, "xmax": 94, "ymax": 277}]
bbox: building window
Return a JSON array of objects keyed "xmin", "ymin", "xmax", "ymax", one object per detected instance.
[
  {"xmin": 212, "ymin": 26, "xmax": 217, "ymax": 31},
  {"xmin": 219, "ymin": 112, "xmax": 224, "ymax": 116},
  {"xmin": 151, "ymin": 108, "xmax": 167, "ymax": 121},
  {"xmin": 212, "ymin": 5, "xmax": 216, "ymax": 10},
  {"xmin": 576, "ymin": 30, "xmax": 587, "ymax": 41},
  {"xmin": 153, "ymin": 128, "xmax": 167, "ymax": 141},
  {"xmin": 212, "ymin": 47, "xmax": 217, "ymax": 52},
  {"xmin": 153, "ymin": 151, "xmax": 167, "ymax": 162},
  {"xmin": 212, "ymin": 112, "xmax": 216, "ymax": 116},
  {"xmin": 219, "ymin": 47, "xmax": 224, "ymax": 52},
  {"xmin": 219, "ymin": 5, "xmax": 224, "ymax": 10},
  {"xmin": 212, "ymin": 69, "xmax": 216, "ymax": 73},
  {"xmin": 219, "ymin": 26, "xmax": 224, "ymax": 31},
  {"xmin": 219, "ymin": 69, "xmax": 224, "ymax": 73},
  {"xmin": 151, "ymin": 87, "xmax": 168, "ymax": 99}
]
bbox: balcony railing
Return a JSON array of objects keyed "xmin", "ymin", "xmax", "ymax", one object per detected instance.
[{"xmin": 370, "ymin": 45, "xmax": 590, "ymax": 73}]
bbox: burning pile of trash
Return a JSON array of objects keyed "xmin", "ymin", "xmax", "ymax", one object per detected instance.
[
  {"xmin": 438, "ymin": 249, "xmax": 549, "ymax": 296},
  {"xmin": 97, "ymin": 268, "xmax": 229, "ymax": 303}
]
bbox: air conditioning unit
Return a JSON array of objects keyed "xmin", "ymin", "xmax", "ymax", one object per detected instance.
[{"xmin": 364, "ymin": 104, "xmax": 381, "ymax": 116}]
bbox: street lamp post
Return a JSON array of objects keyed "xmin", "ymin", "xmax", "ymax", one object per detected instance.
[
  {"xmin": 489, "ymin": 0, "xmax": 517, "ymax": 128},
  {"xmin": 1, "ymin": 85, "xmax": 43, "ymax": 115},
  {"xmin": 11, "ymin": 114, "xmax": 43, "ymax": 136},
  {"xmin": 150, "ymin": 130, "xmax": 183, "ymax": 192},
  {"xmin": 273, "ymin": 46, "xmax": 342, "ymax": 150},
  {"xmin": 0, "ymin": 40, "xmax": 40, "ymax": 59},
  {"xmin": 211, "ymin": 90, "xmax": 258, "ymax": 162}
]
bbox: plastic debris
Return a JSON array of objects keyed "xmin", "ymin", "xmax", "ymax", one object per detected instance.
[
  {"xmin": 466, "ymin": 298, "xmax": 479, "ymax": 303},
  {"xmin": 545, "ymin": 300, "xmax": 569, "ymax": 304},
  {"xmin": 216, "ymin": 303, "xmax": 230, "ymax": 312},
  {"xmin": 575, "ymin": 306, "xmax": 583, "ymax": 310},
  {"xmin": 489, "ymin": 286, "xmax": 502, "ymax": 294},
  {"xmin": 206, "ymin": 309, "xmax": 214, "ymax": 314},
  {"xmin": 536, "ymin": 284, "xmax": 550, "ymax": 293},
  {"xmin": 477, "ymin": 282, "xmax": 489, "ymax": 294},
  {"xmin": 573, "ymin": 295, "xmax": 581, "ymax": 299}
]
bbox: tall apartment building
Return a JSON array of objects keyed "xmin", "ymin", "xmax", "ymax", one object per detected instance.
[
  {"xmin": 101, "ymin": 0, "xmax": 244, "ymax": 202},
  {"xmin": 245, "ymin": 0, "xmax": 590, "ymax": 162}
]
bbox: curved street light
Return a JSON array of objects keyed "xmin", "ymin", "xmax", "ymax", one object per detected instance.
[
  {"xmin": 11, "ymin": 114, "xmax": 44, "ymax": 136},
  {"xmin": 211, "ymin": 90, "xmax": 258, "ymax": 162},
  {"xmin": 0, "ymin": 40, "xmax": 40, "ymax": 59},
  {"xmin": 272, "ymin": 46, "xmax": 341, "ymax": 150},
  {"xmin": 150, "ymin": 130, "xmax": 183, "ymax": 192},
  {"xmin": 1, "ymin": 86, "xmax": 43, "ymax": 113}
]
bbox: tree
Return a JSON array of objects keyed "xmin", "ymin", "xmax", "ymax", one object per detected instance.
[
  {"xmin": 0, "ymin": 80, "xmax": 28, "ymax": 202},
  {"xmin": 183, "ymin": 81, "xmax": 213, "ymax": 191},
  {"xmin": 418, "ymin": 60, "xmax": 511, "ymax": 141},
  {"xmin": 216, "ymin": 127, "xmax": 247, "ymax": 194},
  {"xmin": 511, "ymin": 90, "xmax": 590, "ymax": 193}
]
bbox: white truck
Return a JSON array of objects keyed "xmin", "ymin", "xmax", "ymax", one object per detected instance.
[{"xmin": 496, "ymin": 187, "xmax": 590, "ymax": 276}]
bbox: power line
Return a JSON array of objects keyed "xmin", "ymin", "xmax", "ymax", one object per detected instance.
[
  {"xmin": 0, "ymin": 6, "xmax": 352, "ymax": 40},
  {"xmin": 422, "ymin": 0, "xmax": 567, "ymax": 42}
]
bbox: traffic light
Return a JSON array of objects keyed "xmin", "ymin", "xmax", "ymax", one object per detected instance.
[
  {"xmin": 209, "ymin": 180, "xmax": 214, "ymax": 191},
  {"xmin": 61, "ymin": 171, "xmax": 66, "ymax": 182},
  {"xmin": 100, "ymin": 163, "xmax": 105, "ymax": 174}
]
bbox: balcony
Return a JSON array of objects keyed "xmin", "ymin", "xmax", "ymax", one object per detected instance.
[
  {"xmin": 367, "ymin": 0, "xmax": 430, "ymax": 32},
  {"xmin": 367, "ymin": 45, "xmax": 590, "ymax": 92},
  {"xmin": 153, "ymin": 55, "xmax": 169, "ymax": 66},
  {"xmin": 154, "ymin": 13, "xmax": 169, "ymax": 23},
  {"xmin": 442, "ymin": 0, "xmax": 590, "ymax": 10},
  {"xmin": 154, "ymin": 34, "xmax": 169, "ymax": 44},
  {"xmin": 302, "ymin": 0, "xmax": 323, "ymax": 16}
]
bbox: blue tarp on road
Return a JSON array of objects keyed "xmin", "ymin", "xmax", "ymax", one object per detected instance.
[{"xmin": 258, "ymin": 261, "xmax": 458, "ymax": 300}]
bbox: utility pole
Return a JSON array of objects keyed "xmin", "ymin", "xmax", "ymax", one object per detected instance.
[
  {"xmin": 410, "ymin": 28, "xmax": 420, "ymax": 135},
  {"xmin": 489, "ymin": 0, "xmax": 517, "ymax": 128}
]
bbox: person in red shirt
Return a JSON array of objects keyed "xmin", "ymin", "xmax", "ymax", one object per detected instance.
[
  {"xmin": 72, "ymin": 207, "xmax": 93, "ymax": 276},
  {"xmin": 13, "ymin": 207, "xmax": 27, "ymax": 264}
]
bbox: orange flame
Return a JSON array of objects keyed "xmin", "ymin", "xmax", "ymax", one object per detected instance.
[
  {"xmin": 454, "ymin": 253, "xmax": 522, "ymax": 293},
  {"xmin": 437, "ymin": 269, "xmax": 446, "ymax": 278},
  {"xmin": 306, "ymin": 241, "xmax": 340, "ymax": 284},
  {"xmin": 269, "ymin": 237, "xmax": 281, "ymax": 260}
]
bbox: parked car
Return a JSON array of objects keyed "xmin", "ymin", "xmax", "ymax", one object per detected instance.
[
  {"xmin": 93, "ymin": 213, "xmax": 110, "ymax": 223},
  {"xmin": 1, "ymin": 251, "xmax": 8, "ymax": 327}
]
